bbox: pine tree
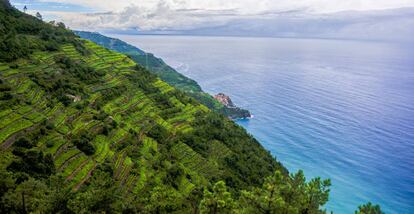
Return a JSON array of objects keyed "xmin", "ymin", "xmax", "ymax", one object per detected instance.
[
  {"xmin": 240, "ymin": 170, "xmax": 331, "ymax": 214},
  {"xmin": 35, "ymin": 12, "xmax": 42, "ymax": 20},
  {"xmin": 199, "ymin": 181, "xmax": 236, "ymax": 214},
  {"xmin": 355, "ymin": 202, "xmax": 383, "ymax": 214}
]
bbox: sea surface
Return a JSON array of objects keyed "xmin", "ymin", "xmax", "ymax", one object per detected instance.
[{"xmin": 111, "ymin": 34, "xmax": 414, "ymax": 213}]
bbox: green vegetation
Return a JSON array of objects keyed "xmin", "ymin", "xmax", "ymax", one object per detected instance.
[
  {"xmin": 355, "ymin": 202, "xmax": 384, "ymax": 214},
  {"xmin": 0, "ymin": 1, "xmax": 382, "ymax": 213},
  {"xmin": 75, "ymin": 31, "xmax": 251, "ymax": 119}
]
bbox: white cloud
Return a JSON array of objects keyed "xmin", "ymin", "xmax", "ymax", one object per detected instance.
[
  {"xmin": 26, "ymin": 0, "xmax": 414, "ymax": 42},
  {"xmin": 39, "ymin": 0, "xmax": 414, "ymax": 13},
  {"xmin": 42, "ymin": 2, "xmax": 238, "ymax": 31}
]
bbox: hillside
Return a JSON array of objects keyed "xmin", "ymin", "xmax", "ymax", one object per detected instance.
[
  {"xmin": 0, "ymin": 1, "xmax": 369, "ymax": 213},
  {"xmin": 75, "ymin": 31, "xmax": 251, "ymax": 119}
]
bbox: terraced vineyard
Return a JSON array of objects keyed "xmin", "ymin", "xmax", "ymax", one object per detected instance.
[
  {"xmin": 75, "ymin": 31, "xmax": 253, "ymax": 119},
  {"xmin": 0, "ymin": 35, "xmax": 282, "ymax": 204}
]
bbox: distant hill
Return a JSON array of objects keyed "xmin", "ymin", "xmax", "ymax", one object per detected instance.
[
  {"xmin": 75, "ymin": 31, "xmax": 251, "ymax": 119},
  {"xmin": 75, "ymin": 31, "xmax": 146, "ymax": 55}
]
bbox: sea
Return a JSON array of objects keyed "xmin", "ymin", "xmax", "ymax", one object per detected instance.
[{"xmin": 110, "ymin": 34, "xmax": 414, "ymax": 214}]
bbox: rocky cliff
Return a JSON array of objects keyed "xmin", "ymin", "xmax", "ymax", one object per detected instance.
[
  {"xmin": 214, "ymin": 93, "xmax": 252, "ymax": 119},
  {"xmin": 214, "ymin": 93, "xmax": 235, "ymax": 107}
]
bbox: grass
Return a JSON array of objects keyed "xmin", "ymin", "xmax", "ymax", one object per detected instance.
[
  {"xmin": 93, "ymin": 135, "xmax": 113, "ymax": 163},
  {"xmin": 171, "ymin": 142, "xmax": 218, "ymax": 178},
  {"xmin": 0, "ymin": 109, "xmax": 13, "ymax": 118},
  {"xmin": 153, "ymin": 79, "xmax": 174, "ymax": 94},
  {"xmin": 25, "ymin": 111, "xmax": 45, "ymax": 123},
  {"xmin": 16, "ymin": 79, "xmax": 32, "ymax": 94},
  {"xmin": 0, "ymin": 112, "xmax": 22, "ymax": 129},
  {"xmin": 54, "ymin": 148, "xmax": 81, "ymax": 169},
  {"xmin": 17, "ymin": 105, "xmax": 32, "ymax": 115},
  {"xmin": 0, "ymin": 64, "xmax": 9, "ymax": 71},
  {"xmin": 110, "ymin": 129, "xmax": 128, "ymax": 146},
  {"xmin": 69, "ymin": 160, "xmax": 95, "ymax": 189},
  {"xmin": 1, "ymin": 69, "xmax": 20, "ymax": 77},
  {"xmin": 0, "ymin": 119, "xmax": 33, "ymax": 144},
  {"xmin": 45, "ymin": 138, "xmax": 66, "ymax": 155},
  {"xmin": 61, "ymin": 155, "xmax": 88, "ymax": 177},
  {"xmin": 46, "ymin": 103, "xmax": 63, "ymax": 117}
]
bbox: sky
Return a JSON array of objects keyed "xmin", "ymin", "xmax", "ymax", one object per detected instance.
[{"xmin": 10, "ymin": 0, "xmax": 414, "ymax": 41}]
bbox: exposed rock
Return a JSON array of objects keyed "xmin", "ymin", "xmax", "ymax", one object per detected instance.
[
  {"xmin": 214, "ymin": 93, "xmax": 235, "ymax": 107},
  {"xmin": 66, "ymin": 94, "xmax": 81, "ymax": 102},
  {"xmin": 214, "ymin": 93, "xmax": 252, "ymax": 119}
]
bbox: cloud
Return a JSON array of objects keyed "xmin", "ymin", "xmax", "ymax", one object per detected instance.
[
  {"xmin": 25, "ymin": 0, "xmax": 414, "ymax": 31},
  {"xmin": 174, "ymin": 7, "xmax": 414, "ymax": 42},
  {"xmin": 41, "ymin": 0, "xmax": 251, "ymax": 31},
  {"xmin": 12, "ymin": 0, "xmax": 414, "ymax": 42},
  {"xmin": 35, "ymin": 0, "xmax": 414, "ymax": 13}
]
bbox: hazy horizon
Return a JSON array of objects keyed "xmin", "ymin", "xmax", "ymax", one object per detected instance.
[{"xmin": 10, "ymin": 0, "xmax": 414, "ymax": 42}]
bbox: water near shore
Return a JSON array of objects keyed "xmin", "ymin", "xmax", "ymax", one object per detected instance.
[{"xmin": 111, "ymin": 34, "xmax": 414, "ymax": 213}]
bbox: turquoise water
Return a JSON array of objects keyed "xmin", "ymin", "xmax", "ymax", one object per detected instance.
[{"xmin": 112, "ymin": 35, "xmax": 414, "ymax": 213}]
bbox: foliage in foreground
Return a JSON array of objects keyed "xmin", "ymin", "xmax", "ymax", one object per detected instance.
[
  {"xmin": 0, "ymin": 166, "xmax": 382, "ymax": 213},
  {"xmin": 355, "ymin": 202, "xmax": 384, "ymax": 214}
]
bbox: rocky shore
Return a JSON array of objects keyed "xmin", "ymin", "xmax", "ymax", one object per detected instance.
[{"xmin": 214, "ymin": 93, "xmax": 252, "ymax": 119}]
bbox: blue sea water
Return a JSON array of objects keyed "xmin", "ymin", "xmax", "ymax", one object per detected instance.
[{"xmin": 112, "ymin": 34, "xmax": 414, "ymax": 213}]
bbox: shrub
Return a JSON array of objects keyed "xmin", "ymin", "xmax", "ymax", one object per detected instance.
[
  {"xmin": 72, "ymin": 132, "xmax": 96, "ymax": 155},
  {"xmin": 14, "ymin": 137, "xmax": 33, "ymax": 149},
  {"xmin": 45, "ymin": 141, "xmax": 54, "ymax": 148}
]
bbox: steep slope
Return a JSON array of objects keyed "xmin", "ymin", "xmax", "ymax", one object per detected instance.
[
  {"xmin": 0, "ymin": 2, "xmax": 286, "ymax": 212},
  {"xmin": 75, "ymin": 31, "xmax": 202, "ymax": 92},
  {"xmin": 75, "ymin": 31, "xmax": 251, "ymax": 119}
]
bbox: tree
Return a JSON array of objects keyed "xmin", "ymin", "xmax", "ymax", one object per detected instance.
[
  {"xmin": 67, "ymin": 169, "xmax": 122, "ymax": 213},
  {"xmin": 7, "ymin": 147, "xmax": 55, "ymax": 179},
  {"xmin": 187, "ymin": 187, "xmax": 204, "ymax": 214},
  {"xmin": 1, "ymin": 178, "xmax": 50, "ymax": 213},
  {"xmin": 0, "ymin": 29, "xmax": 31, "ymax": 62},
  {"xmin": 145, "ymin": 185, "xmax": 184, "ymax": 212},
  {"xmin": 240, "ymin": 170, "xmax": 331, "ymax": 214},
  {"xmin": 57, "ymin": 22, "xmax": 66, "ymax": 29},
  {"xmin": 241, "ymin": 171, "xmax": 290, "ymax": 214},
  {"xmin": 35, "ymin": 12, "xmax": 42, "ymax": 20},
  {"xmin": 355, "ymin": 202, "xmax": 383, "ymax": 214},
  {"xmin": 199, "ymin": 181, "xmax": 236, "ymax": 214}
]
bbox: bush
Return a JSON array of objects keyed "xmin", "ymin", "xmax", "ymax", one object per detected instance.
[
  {"xmin": 147, "ymin": 124, "xmax": 168, "ymax": 143},
  {"xmin": 0, "ymin": 84, "xmax": 11, "ymax": 92},
  {"xmin": 0, "ymin": 92, "xmax": 13, "ymax": 100},
  {"xmin": 45, "ymin": 141, "xmax": 54, "ymax": 148},
  {"xmin": 58, "ymin": 94, "xmax": 72, "ymax": 106},
  {"xmin": 9, "ymin": 63, "xmax": 18, "ymax": 69},
  {"xmin": 14, "ymin": 137, "xmax": 33, "ymax": 148},
  {"xmin": 7, "ymin": 149, "xmax": 55, "ymax": 178},
  {"xmin": 72, "ymin": 132, "xmax": 95, "ymax": 155}
]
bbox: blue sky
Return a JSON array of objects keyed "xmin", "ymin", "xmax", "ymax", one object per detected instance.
[
  {"xmin": 12, "ymin": 0, "xmax": 95, "ymax": 12},
  {"xmin": 11, "ymin": 0, "xmax": 96, "ymax": 20},
  {"xmin": 10, "ymin": 0, "xmax": 414, "ymax": 42}
]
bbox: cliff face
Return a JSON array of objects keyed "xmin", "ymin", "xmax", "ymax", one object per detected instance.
[
  {"xmin": 214, "ymin": 93, "xmax": 252, "ymax": 119},
  {"xmin": 214, "ymin": 93, "xmax": 235, "ymax": 107}
]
